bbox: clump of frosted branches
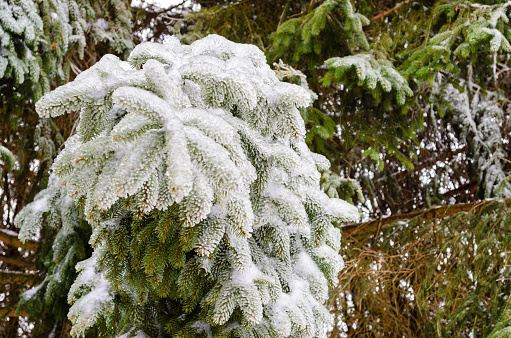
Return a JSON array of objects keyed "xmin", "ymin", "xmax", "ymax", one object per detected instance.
[{"xmin": 34, "ymin": 35, "xmax": 359, "ymax": 337}]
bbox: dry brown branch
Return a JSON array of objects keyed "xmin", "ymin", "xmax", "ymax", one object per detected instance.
[
  {"xmin": 332, "ymin": 200, "xmax": 511, "ymax": 337},
  {"xmin": 342, "ymin": 198, "xmax": 511, "ymax": 240},
  {"xmin": 0, "ymin": 255, "xmax": 37, "ymax": 270},
  {"xmin": 0, "ymin": 307, "xmax": 28, "ymax": 318},
  {"xmin": 0, "ymin": 229, "xmax": 38, "ymax": 250},
  {"xmin": 0, "ymin": 270, "xmax": 41, "ymax": 284},
  {"xmin": 441, "ymin": 180, "xmax": 478, "ymax": 199}
]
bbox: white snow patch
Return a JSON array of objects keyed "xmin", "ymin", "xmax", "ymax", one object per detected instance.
[
  {"xmin": 294, "ymin": 251, "xmax": 322, "ymax": 277},
  {"xmin": 231, "ymin": 263, "xmax": 262, "ymax": 287},
  {"xmin": 95, "ymin": 18, "xmax": 109, "ymax": 30},
  {"xmin": 209, "ymin": 204, "xmax": 227, "ymax": 219},
  {"xmin": 191, "ymin": 321, "xmax": 213, "ymax": 338},
  {"xmin": 21, "ymin": 282, "xmax": 44, "ymax": 299},
  {"xmin": 76, "ymin": 276, "xmax": 112, "ymax": 316},
  {"xmin": 30, "ymin": 194, "xmax": 49, "ymax": 213},
  {"xmin": 0, "ymin": 228, "xmax": 19, "ymax": 237},
  {"xmin": 326, "ymin": 198, "xmax": 359, "ymax": 223}
]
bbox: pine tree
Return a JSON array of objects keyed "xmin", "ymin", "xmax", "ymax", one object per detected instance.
[
  {"xmin": 0, "ymin": 0, "xmax": 134, "ymax": 232},
  {"xmin": 17, "ymin": 34, "xmax": 359, "ymax": 337}
]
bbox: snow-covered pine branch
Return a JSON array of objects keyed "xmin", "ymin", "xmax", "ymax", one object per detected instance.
[{"xmin": 29, "ymin": 35, "xmax": 359, "ymax": 337}]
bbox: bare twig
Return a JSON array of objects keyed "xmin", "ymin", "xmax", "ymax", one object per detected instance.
[
  {"xmin": 373, "ymin": 0, "xmax": 411, "ymax": 22},
  {"xmin": 0, "ymin": 270, "xmax": 41, "ymax": 284}
]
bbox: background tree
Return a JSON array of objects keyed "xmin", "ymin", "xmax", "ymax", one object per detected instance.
[{"xmin": 156, "ymin": 0, "xmax": 510, "ymax": 216}]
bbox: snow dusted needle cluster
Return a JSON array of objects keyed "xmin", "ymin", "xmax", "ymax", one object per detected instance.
[{"xmin": 34, "ymin": 35, "xmax": 359, "ymax": 337}]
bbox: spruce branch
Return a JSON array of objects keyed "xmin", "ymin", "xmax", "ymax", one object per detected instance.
[{"xmin": 0, "ymin": 145, "xmax": 16, "ymax": 170}]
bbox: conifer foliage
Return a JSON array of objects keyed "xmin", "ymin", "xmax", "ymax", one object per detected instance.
[
  {"xmin": 0, "ymin": 2, "xmax": 133, "ymax": 333},
  {"xmin": 0, "ymin": 144, "xmax": 15, "ymax": 170},
  {"xmin": 22, "ymin": 35, "xmax": 359, "ymax": 337},
  {"xmin": 15, "ymin": 176, "xmax": 91, "ymax": 335},
  {"xmin": 0, "ymin": 0, "xmax": 133, "ymax": 99},
  {"xmin": 268, "ymin": 0, "xmax": 415, "ymax": 165}
]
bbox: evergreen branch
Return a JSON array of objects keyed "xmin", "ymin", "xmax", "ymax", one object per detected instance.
[
  {"xmin": 0, "ymin": 144, "xmax": 16, "ymax": 170},
  {"xmin": 269, "ymin": 0, "xmax": 370, "ymax": 64},
  {"xmin": 323, "ymin": 53, "xmax": 413, "ymax": 105},
  {"xmin": 342, "ymin": 198, "xmax": 511, "ymax": 240},
  {"xmin": 0, "ymin": 229, "xmax": 38, "ymax": 250},
  {"xmin": 277, "ymin": 0, "xmax": 294, "ymax": 27}
]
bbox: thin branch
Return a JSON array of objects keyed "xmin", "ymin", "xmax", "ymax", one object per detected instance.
[
  {"xmin": 373, "ymin": 0, "xmax": 411, "ymax": 22},
  {"xmin": 0, "ymin": 307, "xmax": 28, "ymax": 318},
  {"xmin": 441, "ymin": 180, "xmax": 478, "ymax": 199},
  {"xmin": 342, "ymin": 198, "xmax": 511, "ymax": 240},
  {"xmin": 69, "ymin": 60, "xmax": 82, "ymax": 76}
]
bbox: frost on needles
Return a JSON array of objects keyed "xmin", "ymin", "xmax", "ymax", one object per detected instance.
[{"xmin": 31, "ymin": 35, "xmax": 359, "ymax": 337}]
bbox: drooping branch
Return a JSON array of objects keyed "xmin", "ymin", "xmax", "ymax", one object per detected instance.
[
  {"xmin": 0, "ymin": 229, "xmax": 38, "ymax": 250},
  {"xmin": 441, "ymin": 180, "xmax": 478, "ymax": 199},
  {"xmin": 342, "ymin": 198, "xmax": 511, "ymax": 240}
]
